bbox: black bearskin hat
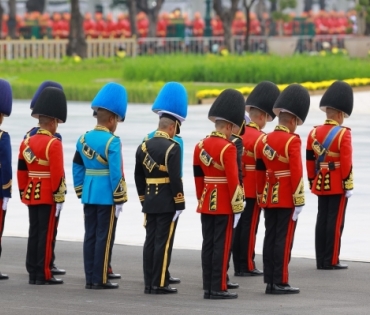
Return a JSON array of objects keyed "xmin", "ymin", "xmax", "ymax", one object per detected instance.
[
  {"xmin": 273, "ymin": 84, "xmax": 310, "ymax": 125},
  {"xmin": 320, "ymin": 81, "xmax": 353, "ymax": 118},
  {"xmin": 209, "ymin": 89, "xmax": 245, "ymax": 128},
  {"xmin": 245, "ymin": 81, "xmax": 280, "ymax": 121},
  {"xmin": 31, "ymin": 87, "xmax": 67, "ymax": 123}
]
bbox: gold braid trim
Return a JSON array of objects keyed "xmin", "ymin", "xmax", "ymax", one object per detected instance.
[
  {"xmin": 231, "ymin": 185, "xmax": 244, "ymax": 213},
  {"xmin": 343, "ymin": 169, "xmax": 354, "ymax": 190},
  {"xmin": 293, "ymin": 178, "xmax": 305, "ymax": 206}
]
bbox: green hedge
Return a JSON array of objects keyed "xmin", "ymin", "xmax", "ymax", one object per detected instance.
[{"xmin": 121, "ymin": 54, "xmax": 370, "ymax": 84}]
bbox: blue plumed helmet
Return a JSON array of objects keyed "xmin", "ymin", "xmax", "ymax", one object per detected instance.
[
  {"xmin": 0, "ymin": 79, "xmax": 13, "ymax": 117},
  {"xmin": 91, "ymin": 83, "xmax": 127, "ymax": 122},
  {"xmin": 152, "ymin": 82, "xmax": 188, "ymax": 122},
  {"xmin": 30, "ymin": 81, "xmax": 63, "ymax": 109}
]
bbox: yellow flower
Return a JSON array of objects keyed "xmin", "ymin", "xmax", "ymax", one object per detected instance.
[
  {"xmin": 331, "ymin": 47, "xmax": 339, "ymax": 54},
  {"xmin": 319, "ymin": 50, "xmax": 326, "ymax": 56}
]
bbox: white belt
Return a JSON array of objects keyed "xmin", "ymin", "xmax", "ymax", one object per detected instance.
[{"xmin": 204, "ymin": 176, "xmax": 228, "ymax": 184}]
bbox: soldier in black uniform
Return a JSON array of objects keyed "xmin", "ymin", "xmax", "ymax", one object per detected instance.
[{"xmin": 135, "ymin": 113, "xmax": 185, "ymax": 295}]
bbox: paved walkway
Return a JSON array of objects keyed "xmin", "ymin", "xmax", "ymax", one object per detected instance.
[{"xmin": 0, "ymin": 237, "xmax": 369, "ymax": 315}]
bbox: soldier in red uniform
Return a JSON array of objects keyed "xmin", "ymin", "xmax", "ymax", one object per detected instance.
[
  {"xmin": 194, "ymin": 89, "xmax": 245, "ymax": 300},
  {"xmin": 211, "ymin": 15, "xmax": 224, "ymax": 36},
  {"xmin": 95, "ymin": 12, "xmax": 107, "ymax": 38},
  {"xmin": 137, "ymin": 12, "xmax": 149, "ymax": 38},
  {"xmin": 306, "ymin": 81, "xmax": 353, "ymax": 270},
  {"xmin": 52, "ymin": 13, "xmax": 63, "ymax": 38},
  {"xmin": 17, "ymin": 87, "xmax": 67, "ymax": 285},
  {"xmin": 116, "ymin": 13, "xmax": 131, "ymax": 38},
  {"xmin": 60, "ymin": 13, "xmax": 70, "ymax": 39},
  {"xmin": 233, "ymin": 81, "xmax": 280, "ymax": 278},
  {"xmin": 105, "ymin": 13, "xmax": 116, "ymax": 38},
  {"xmin": 255, "ymin": 84, "xmax": 310, "ymax": 294},
  {"xmin": 83, "ymin": 12, "xmax": 96, "ymax": 38},
  {"xmin": 192, "ymin": 12, "xmax": 205, "ymax": 37}
]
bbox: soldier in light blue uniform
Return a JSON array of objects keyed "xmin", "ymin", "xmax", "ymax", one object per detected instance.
[
  {"xmin": 24, "ymin": 81, "xmax": 66, "ymax": 277},
  {"xmin": 73, "ymin": 83, "xmax": 128, "ymax": 290},
  {"xmin": 143, "ymin": 82, "xmax": 188, "ymax": 285},
  {"xmin": 0, "ymin": 79, "xmax": 12, "ymax": 280}
]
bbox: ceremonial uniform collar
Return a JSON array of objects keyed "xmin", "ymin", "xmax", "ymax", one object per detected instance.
[
  {"xmin": 94, "ymin": 125, "xmax": 112, "ymax": 133},
  {"xmin": 324, "ymin": 119, "xmax": 340, "ymax": 126},
  {"xmin": 247, "ymin": 121, "xmax": 260, "ymax": 131},
  {"xmin": 154, "ymin": 131, "xmax": 170, "ymax": 139},
  {"xmin": 210, "ymin": 131, "xmax": 227, "ymax": 139},
  {"xmin": 274, "ymin": 125, "xmax": 290, "ymax": 133},
  {"xmin": 36, "ymin": 129, "xmax": 53, "ymax": 137}
]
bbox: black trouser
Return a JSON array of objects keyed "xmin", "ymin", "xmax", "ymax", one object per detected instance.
[
  {"xmin": 83, "ymin": 204, "xmax": 115, "ymax": 285},
  {"xmin": 0, "ymin": 200, "xmax": 6, "ymax": 259},
  {"xmin": 316, "ymin": 194, "xmax": 347, "ymax": 268},
  {"xmin": 263, "ymin": 208, "xmax": 296, "ymax": 285},
  {"xmin": 26, "ymin": 204, "xmax": 56, "ymax": 281},
  {"xmin": 143, "ymin": 212, "xmax": 176, "ymax": 288},
  {"xmin": 50, "ymin": 214, "xmax": 60, "ymax": 269},
  {"xmin": 108, "ymin": 216, "xmax": 118, "ymax": 274},
  {"xmin": 233, "ymin": 198, "xmax": 261, "ymax": 272},
  {"xmin": 201, "ymin": 214, "xmax": 233, "ymax": 292}
]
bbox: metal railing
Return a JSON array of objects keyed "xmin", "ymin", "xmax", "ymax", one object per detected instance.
[{"xmin": 0, "ymin": 35, "xmax": 355, "ymax": 60}]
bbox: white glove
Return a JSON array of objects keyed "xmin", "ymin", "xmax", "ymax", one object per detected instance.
[
  {"xmin": 292, "ymin": 206, "xmax": 303, "ymax": 221},
  {"xmin": 243, "ymin": 200, "xmax": 247, "ymax": 209},
  {"xmin": 115, "ymin": 204, "xmax": 123, "ymax": 218},
  {"xmin": 345, "ymin": 190, "xmax": 353, "ymax": 199},
  {"xmin": 173, "ymin": 210, "xmax": 183, "ymax": 222},
  {"xmin": 2, "ymin": 197, "xmax": 9, "ymax": 211},
  {"xmin": 56, "ymin": 203, "xmax": 63, "ymax": 217},
  {"xmin": 233, "ymin": 213, "xmax": 241, "ymax": 228}
]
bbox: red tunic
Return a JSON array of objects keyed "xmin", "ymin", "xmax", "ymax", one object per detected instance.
[
  {"xmin": 137, "ymin": 18, "xmax": 149, "ymax": 38},
  {"xmin": 193, "ymin": 19, "xmax": 205, "ymax": 37},
  {"xmin": 116, "ymin": 19, "xmax": 131, "ymax": 38},
  {"xmin": 211, "ymin": 18, "xmax": 224, "ymax": 36},
  {"xmin": 106, "ymin": 20, "xmax": 116, "ymax": 38},
  {"xmin": 17, "ymin": 129, "xmax": 66, "ymax": 205},
  {"xmin": 193, "ymin": 132, "xmax": 244, "ymax": 215},
  {"xmin": 242, "ymin": 122, "xmax": 265, "ymax": 199},
  {"xmin": 255, "ymin": 125, "xmax": 304, "ymax": 209},
  {"xmin": 306, "ymin": 119, "xmax": 353, "ymax": 195},
  {"xmin": 250, "ymin": 19, "xmax": 261, "ymax": 35},
  {"xmin": 232, "ymin": 19, "xmax": 246, "ymax": 36},
  {"xmin": 95, "ymin": 20, "xmax": 107, "ymax": 38},
  {"xmin": 83, "ymin": 19, "xmax": 96, "ymax": 37},
  {"xmin": 156, "ymin": 19, "xmax": 167, "ymax": 37}
]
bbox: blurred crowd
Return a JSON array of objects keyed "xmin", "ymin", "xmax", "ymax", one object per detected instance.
[{"xmin": 0, "ymin": 9, "xmax": 358, "ymax": 40}]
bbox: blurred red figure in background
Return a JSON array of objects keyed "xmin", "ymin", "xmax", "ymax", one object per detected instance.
[
  {"xmin": 193, "ymin": 12, "xmax": 205, "ymax": 37},
  {"xmin": 95, "ymin": 12, "xmax": 107, "ymax": 38},
  {"xmin": 105, "ymin": 13, "xmax": 116, "ymax": 38},
  {"xmin": 137, "ymin": 12, "xmax": 149, "ymax": 38},
  {"xmin": 211, "ymin": 15, "xmax": 224, "ymax": 36},
  {"xmin": 83, "ymin": 12, "xmax": 96, "ymax": 38}
]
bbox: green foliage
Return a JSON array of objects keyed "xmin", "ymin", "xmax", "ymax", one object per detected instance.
[
  {"xmin": 122, "ymin": 54, "xmax": 370, "ymax": 85},
  {"xmin": 356, "ymin": 0, "xmax": 370, "ymax": 23},
  {"xmin": 270, "ymin": 0, "xmax": 297, "ymax": 22}
]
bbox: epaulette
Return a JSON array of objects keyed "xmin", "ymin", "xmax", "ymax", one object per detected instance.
[
  {"xmin": 261, "ymin": 135, "xmax": 267, "ymax": 143},
  {"xmin": 341, "ymin": 126, "xmax": 351, "ymax": 131}
]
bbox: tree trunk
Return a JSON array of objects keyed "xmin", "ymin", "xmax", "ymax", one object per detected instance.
[
  {"xmin": 223, "ymin": 16, "xmax": 233, "ymax": 53},
  {"xmin": 244, "ymin": 7, "xmax": 251, "ymax": 51},
  {"xmin": 67, "ymin": 0, "xmax": 87, "ymax": 58},
  {"xmin": 147, "ymin": 10, "xmax": 158, "ymax": 37},
  {"xmin": 303, "ymin": 0, "xmax": 313, "ymax": 12},
  {"xmin": 127, "ymin": 0, "xmax": 137, "ymax": 37},
  {"xmin": 319, "ymin": 0, "xmax": 325, "ymax": 10},
  {"xmin": 244, "ymin": 0, "xmax": 256, "ymax": 52},
  {"xmin": 0, "ymin": 4, "xmax": 3, "ymax": 39},
  {"xmin": 8, "ymin": 0, "xmax": 16, "ymax": 39},
  {"xmin": 26, "ymin": 0, "xmax": 45, "ymax": 13},
  {"xmin": 270, "ymin": 1, "xmax": 277, "ymax": 12},
  {"xmin": 213, "ymin": 0, "xmax": 240, "ymax": 53}
]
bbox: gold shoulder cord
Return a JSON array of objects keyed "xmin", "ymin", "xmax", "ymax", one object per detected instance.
[
  {"xmin": 220, "ymin": 143, "xmax": 232, "ymax": 169},
  {"xmin": 165, "ymin": 143, "xmax": 176, "ymax": 170}
]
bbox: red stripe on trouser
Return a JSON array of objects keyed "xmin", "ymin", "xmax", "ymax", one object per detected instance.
[
  {"xmin": 282, "ymin": 212, "xmax": 296, "ymax": 284},
  {"xmin": 332, "ymin": 195, "xmax": 346, "ymax": 265},
  {"xmin": 0, "ymin": 199, "xmax": 4, "ymax": 250},
  {"xmin": 221, "ymin": 215, "xmax": 233, "ymax": 291},
  {"xmin": 247, "ymin": 202, "xmax": 260, "ymax": 271},
  {"xmin": 44, "ymin": 204, "xmax": 56, "ymax": 280}
]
